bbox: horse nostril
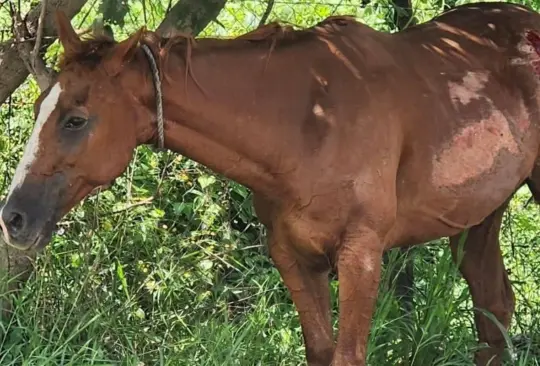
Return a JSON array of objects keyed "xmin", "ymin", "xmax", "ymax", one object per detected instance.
[{"xmin": 7, "ymin": 211, "xmax": 25, "ymax": 234}]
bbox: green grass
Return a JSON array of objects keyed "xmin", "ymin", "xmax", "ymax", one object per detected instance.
[{"xmin": 0, "ymin": 184, "xmax": 537, "ymax": 365}]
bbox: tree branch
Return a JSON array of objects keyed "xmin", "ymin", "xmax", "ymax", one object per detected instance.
[
  {"xmin": 156, "ymin": 0, "xmax": 227, "ymax": 37},
  {"xmin": 392, "ymin": 0, "xmax": 416, "ymax": 30},
  {"xmin": 0, "ymin": 0, "xmax": 88, "ymax": 105},
  {"xmin": 0, "ymin": 0, "xmax": 228, "ymax": 106},
  {"xmin": 11, "ymin": 0, "xmax": 52, "ymax": 91},
  {"xmin": 258, "ymin": 0, "xmax": 275, "ymax": 27},
  {"xmin": 32, "ymin": 0, "xmax": 48, "ymax": 65}
]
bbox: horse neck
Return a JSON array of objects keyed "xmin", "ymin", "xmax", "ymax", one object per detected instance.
[{"xmin": 133, "ymin": 39, "xmax": 306, "ymax": 199}]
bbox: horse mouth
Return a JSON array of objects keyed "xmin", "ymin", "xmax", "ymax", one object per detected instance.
[
  {"xmin": 1, "ymin": 223, "xmax": 54, "ymax": 252},
  {"xmin": 30, "ymin": 233, "xmax": 52, "ymax": 251},
  {"xmin": 4, "ymin": 234, "xmax": 44, "ymax": 252}
]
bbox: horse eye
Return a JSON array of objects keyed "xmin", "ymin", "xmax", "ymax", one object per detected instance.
[{"xmin": 63, "ymin": 116, "xmax": 88, "ymax": 131}]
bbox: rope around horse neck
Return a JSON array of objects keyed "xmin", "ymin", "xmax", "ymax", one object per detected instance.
[{"xmin": 141, "ymin": 43, "xmax": 165, "ymax": 150}]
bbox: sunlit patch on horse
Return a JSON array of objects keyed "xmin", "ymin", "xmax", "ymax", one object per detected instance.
[
  {"xmin": 448, "ymin": 71, "xmax": 489, "ymax": 107},
  {"xmin": 435, "ymin": 22, "xmax": 486, "ymax": 45},
  {"xmin": 312, "ymin": 104, "xmax": 325, "ymax": 118},
  {"xmin": 422, "ymin": 44, "xmax": 446, "ymax": 56},
  {"xmin": 441, "ymin": 37, "xmax": 466, "ymax": 54},
  {"xmin": 317, "ymin": 37, "xmax": 362, "ymax": 80}
]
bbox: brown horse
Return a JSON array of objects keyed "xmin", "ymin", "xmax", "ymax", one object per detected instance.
[{"xmin": 1, "ymin": 2, "xmax": 540, "ymax": 365}]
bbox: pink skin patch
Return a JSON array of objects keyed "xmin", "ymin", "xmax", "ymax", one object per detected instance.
[
  {"xmin": 516, "ymin": 101, "xmax": 531, "ymax": 134},
  {"xmin": 517, "ymin": 118, "xmax": 530, "ymax": 133},
  {"xmin": 432, "ymin": 109, "xmax": 519, "ymax": 187}
]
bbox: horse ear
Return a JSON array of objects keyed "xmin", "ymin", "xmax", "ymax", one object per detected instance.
[
  {"xmin": 104, "ymin": 27, "xmax": 145, "ymax": 77},
  {"xmin": 55, "ymin": 11, "xmax": 81, "ymax": 56}
]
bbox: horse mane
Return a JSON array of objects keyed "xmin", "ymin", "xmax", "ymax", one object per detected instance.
[
  {"xmin": 58, "ymin": 35, "xmax": 117, "ymax": 69},
  {"xmin": 56, "ymin": 23, "xmax": 289, "ymax": 74},
  {"xmin": 56, "ymin": 14, "xmax": 357, "ymax": 98},
  {"xmin": 155, "ymin": 22, "xmax": 304, "ymax": 96},
  {"xmin": 58, "ymin": 14, "xmax": 357, "ymax": 70},
  {"xmin": 236, "ymin": 21, "xmax": 297, "ymax": 41},
  {"xmin": 235, "ymin": 15, "xmax": 357, "ymax": 42}
]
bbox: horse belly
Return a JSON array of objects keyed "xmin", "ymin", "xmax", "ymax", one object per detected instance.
[
  {"xmin": 389, "ymin": 172, "xmax": 523, "ymax": 248},
  {"xmin": 390, "ymin": 136, "xmax": 537, "ymax": 247},
  {"xmin": 426, "ymin": 111, "xmax": 538, "ymax": 229},
  {"xmin": 432, "ymin": 164, "xmax": 524, "ymax": 230}
]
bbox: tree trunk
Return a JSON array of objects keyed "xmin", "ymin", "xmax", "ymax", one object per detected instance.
[
  {"xmin": 385, "ymin": 0, "xmax": 416, "ymax": 315},
  {"xmin": 393, "ymin": 0, "xmax": 415, "ymax": 30},
  {"xmin": 0, "ymin": 0, "xmax": 89, "ymax": 105},
  {"xmin": 157, "ymin": 0, "xmax": 227, "ymax": 36}
]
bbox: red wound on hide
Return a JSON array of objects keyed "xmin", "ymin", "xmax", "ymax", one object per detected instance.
[
  {"xmin": 526, "ymin": 30, "xmax": 540, "ymax": 54},
  {"xmin": 525, "ymin": 30, "xmax": 540, "ymax": 74}
]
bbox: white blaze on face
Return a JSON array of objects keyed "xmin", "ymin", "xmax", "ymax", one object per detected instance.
[
  {"xmin": 5, "ymin": 82, "xmax": 63, "ymax": 196},
  {"xmin": 0, "ymin": 82, "xmax": 62, "ymax": 245}
]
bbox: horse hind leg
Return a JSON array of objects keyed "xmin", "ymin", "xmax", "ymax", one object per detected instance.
[
  {"xmin": 449, "ymin": 199, "xmax": 515, "ymax": 366},
  {"xmin": 449, "ymin": 161, "xmax": 540, "ymax": 365}
]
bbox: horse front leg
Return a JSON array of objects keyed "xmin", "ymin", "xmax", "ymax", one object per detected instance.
[
  {"xmin": 332, "ymin": 227, "xmax": 386, "ymax": 366},
  {"xmin": 269, "ymin": 232, "xmax": 334, "ymax": 366}
]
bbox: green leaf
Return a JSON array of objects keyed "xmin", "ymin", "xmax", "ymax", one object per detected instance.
[
  {"xmin": 198, "ymin": 259, "xmax": 214, "ymax": 271},
  {"xmin": 197, "ymin": 175, "xmax": 216, "ymax": 189},
  {"xmin": 116, "ymin": 260, "xmax": 129, "ymax": 299},
  {"xmin": 134, "ymin": 308, "xmax": 146, "ymax": 320},
  {"xmin": 70, "ymin": 253, "xmax": 82, "ymax": 268},
  {"xmin": 150, "ymin": 208, "xmax": 165, "ymax": 218}
]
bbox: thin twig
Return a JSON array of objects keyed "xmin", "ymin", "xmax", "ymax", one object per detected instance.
[
  {"xmin": 142, "ymin": 0, "xmax": 147, "ymax": 25},
  {"xmin": 10, "ymin": 4, "xmax": 33, "ymax": 77},
  {"xmin": 31, "ymin": 0, "xmax": 47, "ymax": 67},
  {"xmin": 258, "ymin": 0, "xmax": 275, "ymax": 27},
  {"xmin": 76, "ymin": 0, "xmax": 99, "ymax": 28},
  {"xmin": 330, "ymin": 0, "xmax": 344, "ymax": 16},
  {"xmin": 3, "ymin": 35, "xmax": 56, "ymax": 45},
  {"xmin": 9, "ymin": 1, "xmax": 53, "ymax": 90},
  {"xmin": 522, "ymin": 195, "xmax": 534, "ymax": 209},
  {"xmin": 0, "ymin": 0, "xmax": 9, "ymax": 13},
  {"xmin": 110, "ymin": 197, "xmax": 155, "ymax": 215}
]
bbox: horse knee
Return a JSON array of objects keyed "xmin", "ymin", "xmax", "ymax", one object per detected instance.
[
  {"xmin": 306, "ymin": 344, "xmax": 333, "ymax": 366},
  {"xmin": 493, "ymin": 272, "xmax": 515, "ymax": 326}
]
